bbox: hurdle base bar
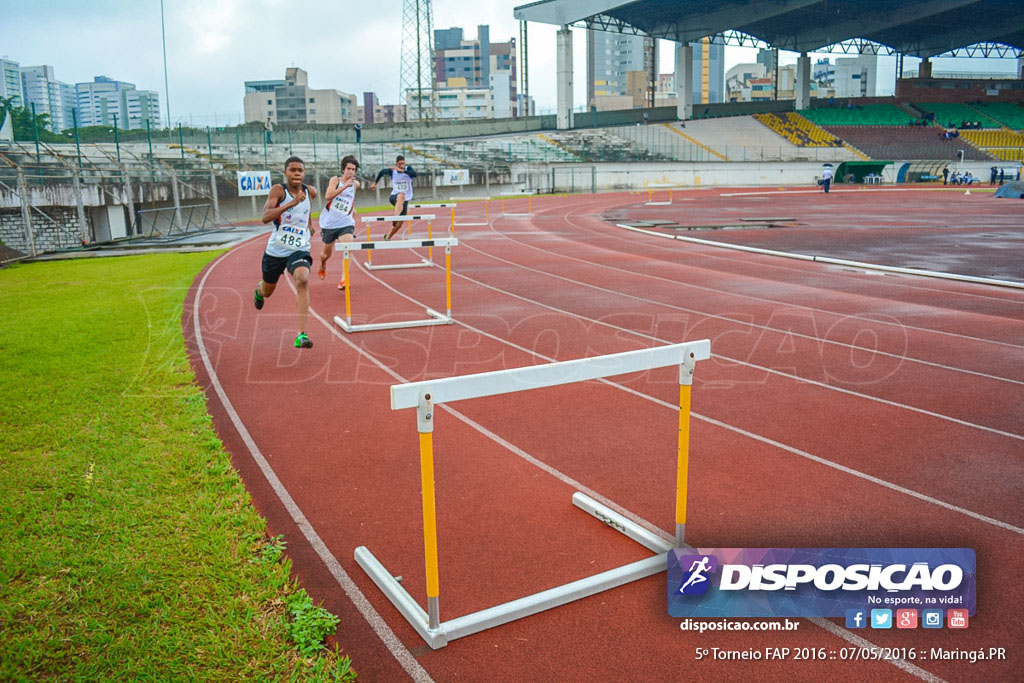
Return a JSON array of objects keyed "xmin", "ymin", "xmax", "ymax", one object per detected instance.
[
  {"xmin": 355, "ymin": 491, "xmax": 671, "ymax": 649},
  {"xmin": 334, "ymin": 308, "xmax": 452, "ymax": 334},
  {"xmin": 365, "ymin": 257, "xmax": 432, "ymax": 270}
]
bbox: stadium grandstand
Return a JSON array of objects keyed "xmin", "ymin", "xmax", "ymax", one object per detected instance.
[{"xmin": 2, "ymin": 0, "xmax": 1022, "ymax": 259}]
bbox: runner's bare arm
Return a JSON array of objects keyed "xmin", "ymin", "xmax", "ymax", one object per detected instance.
[
  {"xmin": 307, "ymin": 185, "xmax": 318, "ymax": 200},
  {"xmin": 324, "ymin": 176, "xmax": 342, "ymax": 201},
  {"xmin": 261, "ymin": 185, "xmax": 297, "ymax": 224}
]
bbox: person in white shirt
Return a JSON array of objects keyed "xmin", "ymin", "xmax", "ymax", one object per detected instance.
[
  {"xmin": 370, "ymin": 155, "xmax": 417, "ymax": 240},
  {"xmin": 253, "ymin": 156, "xmax": 319, "ymax": 349},
  {"xmin": 317, "ymin": 155, "xmax": 360, "ymax": 290},
  {"xmin": 820, "ymin": 166, "xmax": 834, "ymax": 194}
]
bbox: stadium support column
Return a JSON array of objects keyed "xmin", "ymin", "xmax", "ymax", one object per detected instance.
[
  {"xmin": 556, "ymin": 25, "xmax": 573, "ymax": 130},
  {"xmin": 796, "ymin": 52, "xmax": 811, "ymax": 110},
  {"xmin": 675, "ymin": 42, "xmax": 693, "ymax": 120}
]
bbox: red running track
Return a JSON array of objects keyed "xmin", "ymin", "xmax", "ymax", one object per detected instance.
[{"xmin": 185, "ymin": 189, "xmax": 1023, "ymax": 682}]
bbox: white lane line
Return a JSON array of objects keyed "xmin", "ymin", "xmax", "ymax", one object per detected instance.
[
  {"xmin": 541, "ymin": 209, "xmax": 1024, "ymax": 345},
  {"xmin": 349, "ymin": 256, "xmax": 1024, "ymax": 536},
  {"xmin": 439, "ymin": 249, "xmax": 1024, "ymax": 442},
  {"xmin": 303, "ymin": 268, "xmax": 952, "ymax": 683},
  {"xmin": 460, "ymin": 233, "xmax": 1024, "ymax": 388},
  {"xmin": 194, "ymin": 252, "xmax": 433, "ymax": 683},
  {"xmin": 615, "ymin": 221, "xmax": 1024, "ymax": 290},
  {"xmin": 535, "ymin": 196, "xmax": 1024, "ymax": 307}
]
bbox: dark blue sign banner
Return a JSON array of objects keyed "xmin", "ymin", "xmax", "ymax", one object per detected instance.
[{"xmin": 668, "ymin": 548, "xmax": 975, "ymax": 618}]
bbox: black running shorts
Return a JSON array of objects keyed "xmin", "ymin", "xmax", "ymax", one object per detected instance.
[
  {"xmin": 389, "ymin": 193, "xmax": 409, "ymax": 215},
  {"xmin": 321, "ymin": 226, "xmax": 355, "ymax": 244},
  {"xmin": 261, "ymin": 250, "xmax": 312, "ymax": 284}
]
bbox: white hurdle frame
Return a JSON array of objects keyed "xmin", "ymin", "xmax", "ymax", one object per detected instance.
[
  {"xmin": 332, "ymin": 236, "xmax": 458, "ymax": 333},
  {"xmin": 448, "ymin": 197, "xmax": 491, "ymax": 227},
  {"xmin": 354, "ymin": 340, "xmax": 711, "ymax": 648},
  {"xmin": 645, "ymin": 183, "xmax": 674, "ymax": 206},
  {"xmin": 361, "ymin": 213, "xmax": 436, "ymax": 270},
  {"xmin": 409, "ymin": 203, "xmax": 457, "ymax": 234},
  {"xmin": 499, "ymin": 190, "xmax": 535, "ymax": 217}
]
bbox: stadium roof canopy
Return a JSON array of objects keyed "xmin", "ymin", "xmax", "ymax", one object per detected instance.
[{"xmin": 513, "ymin": 0, "xmax": 1024, "ymax": 58}]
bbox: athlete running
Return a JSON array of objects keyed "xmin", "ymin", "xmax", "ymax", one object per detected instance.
[
  {"xmin": 253, "ymin": 156, "xmax": 319, "ymax": 349},
  {"xmin": 370, "ymin": 154, "xmax": 416, "ymax": 240},
  {"xmin": 317, "ymin": 155, "xmax": 360, "ymax": 290}
]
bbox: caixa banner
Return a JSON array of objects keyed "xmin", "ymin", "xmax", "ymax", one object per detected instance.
[{"xmin": 668, "ymin": 548, "xmax": 975, "ymax": 618}]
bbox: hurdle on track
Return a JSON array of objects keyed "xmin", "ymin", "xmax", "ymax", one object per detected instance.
[
  {"xmin": 361, "ymin": 213, "xmax": 436, "ymax": 269},
  {"xmin": 448, "ymin": 197, "xmax": 490, "ymax": 227},
  {"xmin": 354, "ymin": 339, "xmax": 711, "ymax": 648},
  {"xmin": 645, "ymin": 183, "xmax": 674, "ymax": 206},
  {"xmin": 499, "ymin": 190, "xmax": 535, "ymax": 217},
  {"xmin": 332, "ymin": 236, "xmax": 458, "ymax": 333},
  {"xmin": 409, "ymin": 203, "xmax": 457, "ymax": 234}
]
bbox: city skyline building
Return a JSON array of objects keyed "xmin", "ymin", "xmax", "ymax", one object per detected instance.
[
  {"xmin": 21, "ymin": 64, "xmax": 75, "ymax": 131},
  {"xmin": 243, "ymin": 67, "xmax": 356, "ymax": 125},
  {"xmin": 76, "ymin": 76, "xmax": 160, "ymax": 130}
]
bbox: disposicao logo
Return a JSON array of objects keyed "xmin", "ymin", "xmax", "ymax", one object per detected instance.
[
  {"xmin": 675, "ymin": 555, "xmax": 718, "ymax": 596},
  {"xmin": 668, "ymin": 548, "xmax": 975, "ymax": 618}
]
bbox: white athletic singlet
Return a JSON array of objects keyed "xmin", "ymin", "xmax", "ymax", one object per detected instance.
[
  {"xmin": 391, "ymin": 168, "xmax": 414, "ymax": 200},
  {"xmin": 265, "ymin": 184, "xmax": 311, "ymax": 257},
  {"xmin": 319, "ymin": 180, "xmax": 356, "ymax": 229}
]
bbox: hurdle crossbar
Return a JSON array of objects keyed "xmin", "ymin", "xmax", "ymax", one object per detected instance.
[
  {"xmin": 646, "ymin": 183, "xmax": 674, "ymax": 206},
  {"xmin": 355, "ymin": 340, "xmax": 710, "ymax": 648},
  {"xmin": 332, "ymin": 236, "xmax": 457, "ymax": 333},
  {"xmin": 409, "ymin": 203, "xmax": 457, "ymax": 236},
  {"xmin": 361, "ymin": 213, "xmax": 436, "ymax": 269},
  {"xmin": 499, "ymin": 190, "xmax": 535, "ymax": 217},
  {"xmin": 448, "ymin": 197, "xmax": 490, "ymax": 226}
]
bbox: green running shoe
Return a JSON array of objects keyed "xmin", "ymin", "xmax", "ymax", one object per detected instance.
[
  {"xmin": 253, "ymin": 287, "xmax": 264, "ymax": 310},
  {"xmin": 295, "ymin": 332, "xmax": 313, "ymax": 349}
]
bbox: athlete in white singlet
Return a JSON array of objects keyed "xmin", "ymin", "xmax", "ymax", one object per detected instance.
[
  {"xmin": 317, "ymin": 155, "xmax": 360, "ymax": 290},
  {"xmin": 253, "ymin": 156, "xmax": 319, "ymax": 349},
  {"xmin": 370, "ymin": 154, "xmax": 417, "ymax": 240}
]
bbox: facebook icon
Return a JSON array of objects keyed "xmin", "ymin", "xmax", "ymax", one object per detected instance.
[{"xmin": 845, "ymin": 609, "xmax": 867, "ymax": 629}]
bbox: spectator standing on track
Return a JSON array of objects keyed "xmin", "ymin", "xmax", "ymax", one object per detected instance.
[
  {"xmin": 317, "ymin": 155, "xmax": 360, "ymax": 291},
  {"xmin": 999, "ymin": 168, "xmax": 1005, "ymax": 185},
  {"xmin": 820, "ymin": 166, "xmax": 833, "ymax": 194},
  {"xmin": 990, "ymin": 166, "xmax": 998, "ymax": 185},
  {"xmin": 942, "ymin": 167, "xmax": 949, "ymax": 185},
  {"xmin": 253, "ymin": 156, "xmax": 319, "ymax": 349},
  {"xmin": 370, "ymin": 155, "xmax": 417, "ymax": 241}
]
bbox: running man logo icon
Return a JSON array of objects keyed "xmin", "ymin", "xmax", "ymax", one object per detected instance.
[{"xmin": 676, "ymin": 555, "xmax": 718, "ymax": 596}]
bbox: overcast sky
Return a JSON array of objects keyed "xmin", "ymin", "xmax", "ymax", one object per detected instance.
[{"xmin": 1, "ymin": 0, "xmax": 1018, "ymax": 127}]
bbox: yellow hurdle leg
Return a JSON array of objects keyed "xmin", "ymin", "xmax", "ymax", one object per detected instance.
[
  {"xmin": 485, "ymin": 199, "xmax": 489, "ymax": 220},
  {"xmin": 445, "ymin": 247, "xmax": 452, "ymax": 316},
  {"xmin": 450, "ymin": 206, "xmax": 456, "ymax": 234},
  {"xmin": 419, "ymin": 430, "xmax": 441, "ymax": 628},
  {"xmin": 343, "ymin": 252, "xmax": 352, "ymax": 324},
  {"xmin": 427, "ymin": 220, "xmax": 433, "ymax": 260},
  {"xmin": 675, "ymin": 355, "xmax": 695, "ymax": 547},
  {"xmin": 365, "ymin": 225, "xmax": 372, "ymax": 264}
]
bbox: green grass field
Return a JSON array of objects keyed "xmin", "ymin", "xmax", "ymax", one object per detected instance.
[{"xmin": 0, "ymin": 254, "xmax": 355, "ymax": 680}]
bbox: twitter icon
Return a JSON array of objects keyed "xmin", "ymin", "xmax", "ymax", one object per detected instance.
[{"xmin": 870, "ymin": 609, "xmax": 892, "ymax": 629}]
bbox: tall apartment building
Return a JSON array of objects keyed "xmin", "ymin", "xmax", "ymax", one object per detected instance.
[
  {"xmin": 243, "ymin": 67, "xmax": 356, "ymax": 125},
  {"xmin": 590, "ymin": 33, "xmax": 724, "ymax": 109},
  {"xmin": 21, "ymin": 64, "xmax": 76, "ymax": 131},
  {"xmin": 357, "ymin": 92, "xmax": 406, "ymax": 124},
  {"xmin": 432, "ymin": 25, "xmax": 519, "ymax": 117},
  {"xmin": 1, "ymin": 58, "xmax": 24, "ymax": 108},
  {"xmin": 814, "ymin": 55, "xmax": 878, "ymax": 98},
  {"xmin": 587, "ymin": 30, "xmax": 656, "ymax": 106},
  {"xmin": 75, "ymin": 76, "xmax": 160, "ymax": 130},
  {"xmin": 407, "ymin": 86, "xmax": 495, "ymax": 121}
]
